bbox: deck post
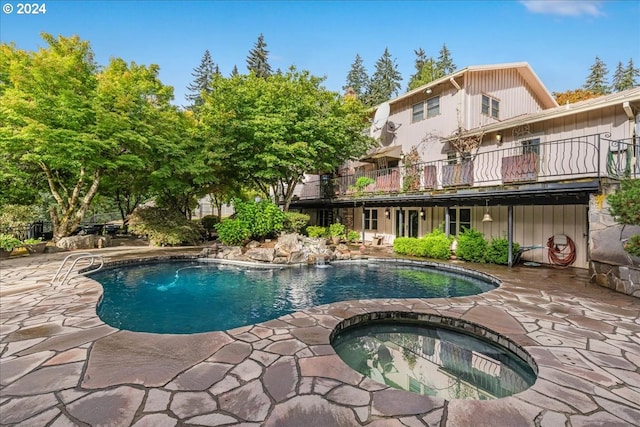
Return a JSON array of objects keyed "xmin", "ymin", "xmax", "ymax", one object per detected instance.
[{"xmin": 508, "ymin": 205, "xmax": 514, "ymax": 267}]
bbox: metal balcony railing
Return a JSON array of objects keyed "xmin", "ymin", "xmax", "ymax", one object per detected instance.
[{"xmin": 295, "ymin": 133, "xmax": 638, "ymax": 200}]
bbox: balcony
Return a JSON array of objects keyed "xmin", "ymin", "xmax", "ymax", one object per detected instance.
[{"xmin": 294, "ymin": 134, "xmax": 637, "ymax": 202}]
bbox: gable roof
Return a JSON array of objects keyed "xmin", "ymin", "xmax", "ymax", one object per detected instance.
[{"xmin": 387, "ymin": 62, "xmax": 558, "ymax": 110}]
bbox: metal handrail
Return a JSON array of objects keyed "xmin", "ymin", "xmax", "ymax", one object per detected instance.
[{"xmin": 51, "ymin": 252, "xmax": 104, "ymax": 286}]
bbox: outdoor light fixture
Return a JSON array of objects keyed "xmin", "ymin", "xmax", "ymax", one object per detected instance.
[
  {"xmin": 385, "ymin": 208, "xmax": 390, "ymax": 218},
  {"xmin": 495, "ymin": 132, "xmax": 503, "ymax": 143},
  {"xmin": 419, "ymin": 207, "xmax": 425, "ymax": 219},
  {"xmin": 482, "ymin": 199, "xmax": 493, "ymax": 222},
  {"xmin": 425, "ymin": 88, "xmax": 432, "ymax": 94}
]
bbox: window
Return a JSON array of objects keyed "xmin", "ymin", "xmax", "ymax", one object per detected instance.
[
  {"xmin": 481, "ymin": 95, "xmax": 499, "ymax": 119},
  {"xmin": 522, "ymin": 137, "xmax": 540, "ymax": 155},
  {"xmin": 364, "ymin": 209, "xmax": 378, "ymax": 230},
  {"xmin": 447, "ymin": 151, "xmax": 471, "ymax": 165},
  {"xmin": 412, "ymin": 102, "xmax": 424, "ymax": 123},
  {"xmin": 449, "ymin": 207, "xmax": 471, "ymax": 236},
  {"xmin": 318, "ymin": 209, "xmax": 331, "ymax": 227},
  {"xmin": 426, "ymin": 96, "xmax": 440, "ymax": 118},
  {"xmin": 447, "ymin": 151, "xmax": 458, "ymax": 165}
]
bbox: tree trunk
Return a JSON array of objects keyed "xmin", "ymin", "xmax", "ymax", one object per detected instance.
[{"xmin": 43, "ymin": 164, "xmax": 101, "ymax": 240}]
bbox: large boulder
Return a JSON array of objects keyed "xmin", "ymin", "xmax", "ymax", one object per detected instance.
[
  {"xmin": 275, "ymin": 234, "xmax": 303, "ymax": 258},
  {"xmin": 591, "ymin": 224, "xmax": 640, "ymax": 267},
  {"xmin": 56, "ymin": 235, "xmax": 96, "ymax": 250},
  {"xmin": 245, "ymin": 247, "xmax": 276, "ymax": 263}
]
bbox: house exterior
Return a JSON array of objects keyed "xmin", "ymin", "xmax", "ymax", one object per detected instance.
[{"xmin": 290, "ymin": 62, "xmax": 640, "ymax": 277}]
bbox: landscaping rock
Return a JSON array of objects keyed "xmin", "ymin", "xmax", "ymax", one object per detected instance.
[
  {"xmin": 245, "ymin": 247, "xmax": 275, "ymax": 263},
  {"xmin": 56, "ymin": 235, "xmax": 95, "ymax": 250}
]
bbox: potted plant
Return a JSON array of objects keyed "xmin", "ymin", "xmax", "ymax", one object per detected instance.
[
  {"xmin": 23, "ymin": 237, "xmax": 47, "ymax": 254},
  {"xmin": 0, "ymin": 233, "xmax": 22, "ymax": 259},
  {"xmin": 329, "ymin": 223, "xmax": 346, "ymax": 244}
]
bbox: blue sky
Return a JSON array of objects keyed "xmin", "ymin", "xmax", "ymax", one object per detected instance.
[{"xmin": 1, "ymin": 0, "xmax": 639, "ymax": 107}]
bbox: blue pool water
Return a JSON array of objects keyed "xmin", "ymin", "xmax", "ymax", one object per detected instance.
[{"xmin": 91, "ymin": 261, "xmax": 496, "ymax": 334}]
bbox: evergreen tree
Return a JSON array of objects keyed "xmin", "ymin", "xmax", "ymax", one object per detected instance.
[
  {"xmin": 342, "ymin": 54, "xmax": 369, "ymax": 99},
  {"xmin": 583, "ymin": 56, "xmax": 610, "ymax": 95},
  {"xmin": 436, "ymin": 43, "xmax": 456, "ymax": 76},
  {"xmin": 407, "ymin": 48, "xmax": 438, "ymax": 91},
  {"xmin": 230, "ymin": 65, "xmax": 239, "ymax": 77},
  {"xmin": 613, "ymin": 58, "xmax": 640, "ymax": 92},
  {"xmin": 186, "ymin": 49, "xmax": 217, "ymax": 107},
  {"xmin": 365, "ymin": 48, "xmax": 402, "ymax": 106},
  {"xmin": 246, "ymin": 33, "xmax": 272, "ymax": 78}
]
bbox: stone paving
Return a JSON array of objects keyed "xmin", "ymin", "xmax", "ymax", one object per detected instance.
[{"xmin": 1, "ymin": 247, "xmax": 639, "ymax": 426}]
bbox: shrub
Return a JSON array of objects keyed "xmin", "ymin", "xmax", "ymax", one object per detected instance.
[
  {"xmin": 347, "ymin": 230, "xmax": 360, "ymax": 243},
  {"xmin": 22, "ymin": 238, "xmax": 43, "ymax": 245},
  {"xmin": 329, "ymin": 223, "xmax": 346, "ymax": 238},
  {"xmin": 234, "ymin": 199, "xmax": 285, "ymax": 240},
  {"xmin": 393, "ymin": 237, "xmax": 423, "ymax": 256},
  {"xmin": 283, "ymin": 212, "xmax": 310, "ymax": 233},
  {"xmin": 200, "ymin": 215, "xmax": 219, "ymax": 233},
  {"xmin": 0, "ymin": 233, "xmax": 22, "ymax": 251},
  {"xmin": 485, "ymin": 237, "xmax": 520, "ymax": 265},
  {"xmin": 128, "ymin": 207, "xmax": 202, "ymax": 246},
  {"xmin": 306, "ymin": 226, "xmax": 327, "ymax": 238},
  {"xmin": 422, "ymin": 228, "xmax": 452, "ymax": 260},
  {"xmin": 624, "ymin": 235, "xmax": 640, "ymax": 257},
  {"xmin": 215, "ymin": 219, "xmax": 251, "ymax": 246},
  {"xmin": 455, "ymin": 228, "xmax": 488, "ymax": 263},
  {"xmin": 0, "ymin": 204, "xmax": 40, "ymax": 228}
]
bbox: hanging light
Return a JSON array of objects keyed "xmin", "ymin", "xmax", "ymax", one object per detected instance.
[
  {"xmin": 482, "ymin": 200, "xmax": 493, "ymax": 222},
  {"xmin": 419, "ymin": 207, "xmax": 425, "ymax": 219},
  {"xmin": 385, "ymin": 208, "xmax": 390, "ymax": 218}
]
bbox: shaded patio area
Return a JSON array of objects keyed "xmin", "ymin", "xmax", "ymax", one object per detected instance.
[{"xmin": 1, "ymin": 247, "xmax": 639, "ymax": 426}]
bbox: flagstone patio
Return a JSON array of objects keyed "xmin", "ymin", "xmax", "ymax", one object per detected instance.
[{"xmin": 1, "ymin": 247, "xmax": 639, "ymax": 426}]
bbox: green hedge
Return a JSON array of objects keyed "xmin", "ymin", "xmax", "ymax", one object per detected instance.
[
  {"xmin": 129, "ymin": 207, "xmax": 203, "ymax": 246},
  {"xmin": 393, "ymin": 228, "xmax": 452, "ymax": 260},
  {"xmin": 455, "ymin": 228, "xmax": 488, "ymax": 263}
]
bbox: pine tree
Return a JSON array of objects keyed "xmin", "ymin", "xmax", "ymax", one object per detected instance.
[
  {"xmin": 436, "ymin": 43, "xmax": 456, "ymax": 76},
  {"xmin": 407, "ymin": 48, "xmax": 438, "ymax": 91},
  {"xmin": 186, "ymin": 49, "xmax": 217, "ymax": 107},
  {"xmin": 246, "ymin": 33, "xmax": 272, "ymax": 78},
  {"xmin": 583, "ymin": 56, "xmax": 610, "ymax": 95},
  {"xmin": 230, "ymin": 65, "xmax": 239, "ymax": 77},
  {"xmin": 365, "ymin": 48, "xmax": 402, "ymax": 106},
  {"xmin": 342, "ymin": 54, "xmax": 369, "ymax": 99},
  {"xmin": 612, "ymin": 61, "xmax": 627, "ymax": 92},
  {"xmin": 622, "ymin": 58, "xmax": 640, "ymax": 91}
]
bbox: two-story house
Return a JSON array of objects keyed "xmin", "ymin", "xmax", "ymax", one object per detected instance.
[{"xmin": 290, "ymin": 62, "xmax": 640, "ymax": 271}]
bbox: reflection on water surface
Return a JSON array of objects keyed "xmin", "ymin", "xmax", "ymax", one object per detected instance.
[{"xmin": 333, "ymin": 322, "xmax": 536, "ymax": 400}]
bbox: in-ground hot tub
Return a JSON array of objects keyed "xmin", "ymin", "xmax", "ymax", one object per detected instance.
[{"xmin": 331, "ymin": 313, "xmax": 537, "ymax": 400}]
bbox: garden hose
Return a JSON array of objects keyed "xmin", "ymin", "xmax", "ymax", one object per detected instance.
[{"xmin": 546, "ymin": 234, "xmax": 576, "ymax": 268}]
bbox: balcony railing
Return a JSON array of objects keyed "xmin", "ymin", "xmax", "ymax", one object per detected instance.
[{"xmin": 295, "ymin": 134, "xmax": 638, "ymax": 200}]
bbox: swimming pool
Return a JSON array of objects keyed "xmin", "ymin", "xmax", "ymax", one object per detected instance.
[{"xmin": 91, "ymin": 260, "xmax": 497, "ymax": 334}]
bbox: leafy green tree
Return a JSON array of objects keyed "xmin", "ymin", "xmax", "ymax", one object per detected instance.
[
  {"xmin": 584, "ymin": 56, "xmax": 610, "ymax": 95},
  {"xmin": 200, "ymin": 68, "xmax": 375, "ymax": 210},
  {"xmin": 94, "ymin": 58, "xmax": 176, "ymax": 230},
  {"xmin": 436, "ymin": 43, "xmax": 456, "ymax": 76},
  {"xmin": 343, "ymin": 54, "xmax": 369, "ymax": 101},
  {"xmin": 186, "ymin": 49, "xmax": 218, "ymax": 108},
  {"xmin": 365, "ymin": 48, "xmax": 402, "ymax": 106},
  {"xmin": 612, "ymin": 58, "xmax": 639, "ymax": 92},
  {"xmin": 246, "ymin": 33, "xmax": 272, "ymax": 78},
  {"xmin": 0, "ymin": 34, "xmax": 101, "ymax": 239}
]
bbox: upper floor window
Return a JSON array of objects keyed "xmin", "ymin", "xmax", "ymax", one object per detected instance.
[
  {"xmin": 426, "ymin": 96, "xmax": 440, "ymax": 118},
  {"xmin": 522, "ymin": 137, "xmax": 540, "ymax": 155},
  {"xmin": 412, "ymin": 102, "xmax": 424, "ymax": 123},
  {"xmin": 481, "ymin": 95, "xmax": 499, "ymax": 119}
]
